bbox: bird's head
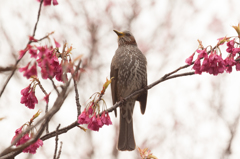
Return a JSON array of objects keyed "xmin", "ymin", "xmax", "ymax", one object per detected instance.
[{"xmin": 113, "ymin": 30, "xmax": 137, "ymax": 46}]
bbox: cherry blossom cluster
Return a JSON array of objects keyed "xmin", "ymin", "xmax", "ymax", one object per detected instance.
[
  {"xmin": 78, "ymin": 101, "xmax": 112, "ymax": 131},
  {"xmin": 185, "ymin": 24, "xmax": 240, "ymax": 75},
  {"xmin": 19, "ymin": 38, "xmax": 70, "ymax": 82},
  {"xmin": 11, "ymin": 111, "xmax": 43, "ymax": 154},
  {"xmin": 186, "ymin": 38, "xmax": 240, "ymax": 75},
  {"xmin": 19, "ymin": 36, "xmax": 74, "ymax": 109},
  {"xmin": 78, "ymin": 78, "xmax": 114, "ymax": 131},
  {"xmin": 20, "ymin": 84, "xmax": 38, "ymax": 109}
]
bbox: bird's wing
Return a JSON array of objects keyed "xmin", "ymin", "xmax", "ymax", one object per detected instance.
[{"xmin": 110, "ymin": 65, "xmax": 118, "ymax": 117}]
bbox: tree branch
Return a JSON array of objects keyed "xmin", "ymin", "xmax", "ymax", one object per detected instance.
[{"xmin": 0, "ymin": 0, "xmax": 44, "ymax": 97}]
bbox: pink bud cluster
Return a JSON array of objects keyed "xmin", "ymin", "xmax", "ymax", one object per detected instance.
[
  {"xmin": 185, "ymin": 39, "xmax": 240, "ymax": 75},
  {"xmin": 78, "ymin": 103, "xmax": 112, "ymax": 131},
  {"xmin": 20, "ymin": 85, "xmax": 38, "ymax": 109},
  {"xmin": 11, "ymin": 126, "xmax": 43, "ymax": 154}
]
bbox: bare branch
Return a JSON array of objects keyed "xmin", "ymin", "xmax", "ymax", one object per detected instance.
[
  {"xmin": 56, "ymin": 142, "xmax": 63, "ymax": 159},
  {"xmin": 50, "ymin": 78, "xmax": 60, "ymax": 95},
  {"xmin": 53, "ymin": 124, "xmax": 61, "ymax": 159},
  {"xmin": 73, "ymin": 60, "xmax": 82, "ymax": 117},
  {"xmin": 41, "ymin": 121, "xmax": 79, "ymax": 141}
]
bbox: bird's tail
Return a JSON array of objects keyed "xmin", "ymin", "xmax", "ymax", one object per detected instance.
[{"xmin": 118, "ymin": 101, "xmax": 135, "ymax": 151}]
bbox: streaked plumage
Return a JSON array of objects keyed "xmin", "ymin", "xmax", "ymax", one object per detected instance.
[{"xmin": 110, "ymin": 30, "xmax": 148, "ymax": 151}]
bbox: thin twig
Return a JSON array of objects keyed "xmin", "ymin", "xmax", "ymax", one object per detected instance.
[
  {"xmin": 37, "ymin": 79, "xmax": 48, "ymax": 95},
  {"xmin": 72, "ymin": 60, "xmax": 82, "ymax": 117},
  {"xmin": 41, "ymin": 121, "xmax": 79, "ymax": 141},
  {"xmin": 0, "ymin": 0, "xmax": 44, "ymax": 97},
  {"xmin": 56, "ymin": 142, "xmax": 63, "ymax": 159},
  {"xmin": 53, "ymin": 124, "xmax": 61, "ymax": 159},
  {"xmin": 103, "ymin": 71, "xmax": 196, "ymax": 115},
  {"xmin": 73, "ymin": 78, "xmax": 81, "ymax": 117},
  {"xmin": 50, "ymin": 78, "xmax": 60, "ymax": 95},
  {"xmin": 45, "ymin": 102, "xmax": 49, "ymax": 134}
]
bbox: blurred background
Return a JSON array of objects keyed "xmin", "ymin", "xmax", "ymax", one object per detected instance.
[{"xmin": 1, "ymin": 0, "xmax": 240, "ymax": 158}]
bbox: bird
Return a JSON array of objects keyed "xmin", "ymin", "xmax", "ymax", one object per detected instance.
[{"xmin": 110, "ymin": 30, "xmax": 148, "ymax": 151}]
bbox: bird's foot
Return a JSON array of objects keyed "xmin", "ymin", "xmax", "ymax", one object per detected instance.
[{"xmin": 120, "ymin": 96, "xmax": 126, "ymax": 103}]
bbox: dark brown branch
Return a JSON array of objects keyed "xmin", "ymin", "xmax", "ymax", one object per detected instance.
[
  {"xmin": 0, "ymin": 66, "xmax": 16, "ymax": 73},
  {"xmin": 56, "ymin": 142, "xmax": 63, "ymax": 159},
  {"xmin": 104, "ymin": 71, "xmax": 196, "ymax": 115},
  {"xmin": 73, "ymin": 78, "xmax": 81, "ymax": 117},
  {"xmin": 41, "ymin": 121, "xmax": 79, "ymax": 141},
  {"xmin": 40, "ymin": 71, "xmax": 196, "ymax": 141},
  {"xmin": 72, "ymin": 60, "xmax": 82, "ymax": 117},
  {"xmin": 31, "ymin": 0, "xmax": 43, "ymax": 38},
  {"xmin": 53, "ymin": 124, "xmax": 61, "ymax": 159},
  {"xmin": 45, "ymin": 102, "xmax": 49, "ymax": 134}
]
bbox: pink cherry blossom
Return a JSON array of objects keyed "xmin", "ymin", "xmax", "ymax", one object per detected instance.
[
  {"xmin": 11, "ymin": 126, "xmax": 23, "ymax": 144},
  {"xmin": 20, "ymin": 88, "xmax": 38, "ymax": 109},
  {"xmin": 88, "ymin": 103, "xmax": 94, "ymax": 115},
  {"xmin": 53, "ymin": 0, "xmax": 58, "ymax": 5},
  {"xmin": 43, "ymin": 93, "xmax": 50, "ymax": 104},
  {"xmin": 236, "ymin": 62, "xmax": 240, "ymax": 71},
  {"xmin": 18, "ymin": 50, "xmax": 27, "ymax": 59},
  {"xmin": 29, "ymin": 36, "xmax": 38, "ymax": 42},
  {"xmin": 224, "ymin": 56, "xmax": 236, "ymax": 73},
  {"xmin": 185, "ymin": 53, "xmax": 195, "ymax": 65},
  {"xmin": 196, "ymin": 49, "xmax": 208, "ymax": 59},
  {"xmin": 101, "ymin": 111, "xmax": 107, "ymax": 124},
  {"xmin": 29, "ymin": 48, "xmax": 38, "ymax": 58},
  {"xmin": 88, "ymin": 113, "xmax": 99, "ymax": 131},
  {"xmin": 23, "ymin": 139, "xmax": 43, "ymax": 154},
  {"xmin": 105, "ymin": 112, "xmax": 112, "ymax": 125},
  {"xmin": 232, "ymin": 48, "xmax": 240, "ymax": 57},
  {"xmin": 12, "ymin": 126, "xmax": 43, "ymax": 154},
  {"xmin": 23, "ymin": 63, "xmax": 38, "ymax": 79},
  {"xmin": 21, "ymin": 85, "xmax": 31, "ymax": 96},
  {"xmin": 192, "ymin": 58, "xmax": 202, "ymax": 74},
  {"xmin": 96, "ymin": 115, "xmax": 103, "ymax": 128},
  {"xmin": 226, "ymin": 39, "xmax": 235, "ymax": 53},
  {"xmin": 37, "ymin": 0, "xmax": 58, "ymax": 6},
  {"xmin": 78, "ymin": 109, "xmax": 90, "ymax": 124},
  {"xmin": 54, "ymin": 39, "xmax": 61, "ymax": 48},
  {"xmin": 200, "ymin": 57, "xmax": 209, "ymax": 72},
  {"xmin": 19, "ymin": 62, "xmax": 30, "ymax": 73}
]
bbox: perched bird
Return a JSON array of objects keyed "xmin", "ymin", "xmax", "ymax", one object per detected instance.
[{"xmin": 110, "ymin": 30, "xmax": 148, "ymax": 151}]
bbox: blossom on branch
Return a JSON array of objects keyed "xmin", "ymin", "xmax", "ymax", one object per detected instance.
[
  {"xmin": 43, "ymin": 93, "xmax": 50, "ymax": 104},
  {"xmin": 185, "ymin": 53, "xmax": 195, "ymax": 65},
  {"xmin": 20, "ymin": 85, "xmax": 38, "ymax": 109},
  {"xmin": 11, "ymin": 111, "xmax": 43, "ymax": 154},
  {"xmin": 185, "ymin": 32, "xmax": 240, "ymax": 75}
]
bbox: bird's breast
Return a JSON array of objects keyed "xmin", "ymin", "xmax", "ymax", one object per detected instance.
[{"xmin": 115, "ymin": 46, "xmax": 147, "ymax": 94}]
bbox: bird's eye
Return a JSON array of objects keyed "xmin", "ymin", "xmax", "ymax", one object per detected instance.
[{"xmin": 125, "ymin": 33, "xmax": 131, "ymax": 36}]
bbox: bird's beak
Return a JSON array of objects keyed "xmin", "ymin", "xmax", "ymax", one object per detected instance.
[{"xmin": 113, "ymin": 30, "xmax": 124, "ymax": 37}]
